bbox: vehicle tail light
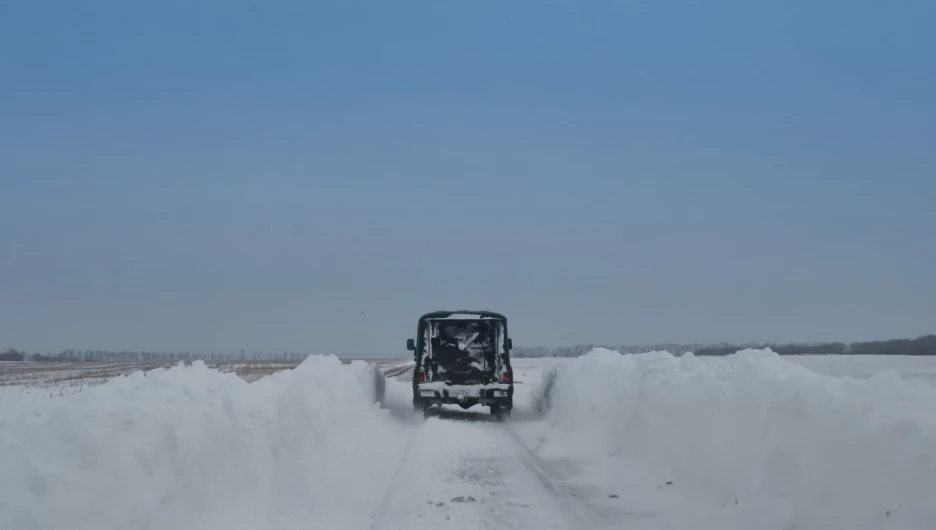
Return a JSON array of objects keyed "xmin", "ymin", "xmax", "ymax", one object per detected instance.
[
  {"xmin": 502, "ymin": 372, "xmax": 510, "ymax": 383},
  {"xmin": 418, "ymin": 372, "xmax": 426, "ymax": 383}
]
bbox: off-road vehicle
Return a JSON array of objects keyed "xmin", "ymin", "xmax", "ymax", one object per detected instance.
[{"xmin": 406, "ymin": 310, "xmax": 514, "ymax": 419}]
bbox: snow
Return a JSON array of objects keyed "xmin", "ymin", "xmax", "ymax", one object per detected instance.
[
  {"xmin": 3, "ymin": 350, "xmax": 936, "ymax": 529},
  {"xmin": 373, "ymin": 418, "xmax": 579, "ymax": 530},
  {"xmin": 430, "ymin": 313, "xmax": 499, "ymax": 320},
  {"xmin": 512, "ymin": 349, "xmax": 936, "ymax": 529},
  {"xmin": 784, "ymin": 354, "xmax": 936, "ymax": 385},
  {"xmin": 0, "ymin": 356, "xmax": 413, "ymax": 530},
  {"xmin": 0, "ymin": 361, "xmax": 312, "ymax": 402}
]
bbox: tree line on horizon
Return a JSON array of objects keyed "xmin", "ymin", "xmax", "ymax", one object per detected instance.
[
  {"xmin": 0, "ymin": 348, "xmax": 311, "ymax": 363},
  {"xmin": 511, "ymin": 334, "xmax": 936, "ymax": 358},
  {"xmin": 1, "ymin": 334, "xmax": 934, "ymax": 363}
]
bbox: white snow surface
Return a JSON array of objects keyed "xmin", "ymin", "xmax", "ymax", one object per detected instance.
[
  {"xmin": 514, "ymin": 348, "xmax": 936, "ymax": 529},
  {"xmin": 430, "ymin": 313, "xmax": 500, "ymax": 320},
  {"xmin": 0, "ymin": 356, "xmax": 411, "ymax": 530},
  {"xmin": 3, "ymin": 349, "xmax": 936, "ymax": 530}
]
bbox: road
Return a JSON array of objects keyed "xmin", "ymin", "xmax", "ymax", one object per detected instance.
[
  {"xmin": 371, "ymin": 414, "xmax": 599, "ymax": 529},
  {"xmin": 368, "ymin": 359, "xmax": 640, "ymax": 530}
]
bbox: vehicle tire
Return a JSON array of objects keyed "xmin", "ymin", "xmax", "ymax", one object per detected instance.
[
  {"xmin": 495, "ymin": 406, "xmax": 511, "ymax": 422},
  {"xmin": 490, "ymin": 404, "xmax": 500, "ymax": 417}
]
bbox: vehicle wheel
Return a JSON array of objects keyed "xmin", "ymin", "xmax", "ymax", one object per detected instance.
[
  {"xmin": 495, "ymin": 407, "xmax": 511, "ymax": 421},
  {"xmin": 423, "ymin": 406, "xmax": 432, "ymax": 419},
  {"xmin": 490, "ymin": 404, "xmax": 500, "ymax": 417}
]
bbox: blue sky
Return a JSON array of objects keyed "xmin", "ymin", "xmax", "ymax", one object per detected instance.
[{"xmin": 1, "ymin": 1, "xmax": 934, "ymax": 355}]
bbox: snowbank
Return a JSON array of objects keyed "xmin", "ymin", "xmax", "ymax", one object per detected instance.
[
  {"xmin": 524, "ymin": 348, "xmax": 936, "ymax": 529},
  {"xmin": 0, "ymin": 356, "xmax": 411, "ymax": 530}
]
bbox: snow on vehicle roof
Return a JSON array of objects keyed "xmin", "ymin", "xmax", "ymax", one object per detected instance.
[{"xmin": 420, "ymin": 310, "xmax": 506, "ymax": 321}]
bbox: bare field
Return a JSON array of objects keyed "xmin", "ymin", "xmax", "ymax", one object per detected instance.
[{"xmin": 0, "ymin": 358, "xmax": 408, "ymax": 398}]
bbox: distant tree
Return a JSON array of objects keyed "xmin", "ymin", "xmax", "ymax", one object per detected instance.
[
  {"xmin": 0, "ymin": 348, "xmax": 24, "ymax": 361},
  {"xmin": 849, "ymin": 335, "xmax": 936, "ymax": 356},
  {"xmin": 513, "ymin": 335, "xmax": 934, "ymax": 358}
]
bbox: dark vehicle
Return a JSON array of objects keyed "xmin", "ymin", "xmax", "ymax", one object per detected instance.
[{"xmin": 406, "ymin": 310, "xmax": 514, "ymax": 419}]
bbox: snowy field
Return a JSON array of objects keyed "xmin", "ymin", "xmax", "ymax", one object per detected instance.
[
  {"xmin": 2, "ymin": 351, "xmax": 935, "ymax": 529},
  {"xmin": 0, "ymin": 359, "xmax": 401, "ymax": 399},
  {"xmin": 783, "ymin": 354, "xmax": 936, "ymax": 385}
]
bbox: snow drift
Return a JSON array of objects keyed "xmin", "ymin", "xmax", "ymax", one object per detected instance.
[
  {"xmin": 5, "ymin": 350, "xmax": 936, "ymax": 530},
  {"xmin": 0, "ymin": 356, "xmax": 410, "ymax": 530},
  {"xmin": 523, "ymin": 348, "xmax": 936, "ymax": 529}
]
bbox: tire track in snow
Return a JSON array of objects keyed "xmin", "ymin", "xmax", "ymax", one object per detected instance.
[
  {"xmin": 503, "ymin": 425, "xmax": 598, "ymax": 530},
  {"xmin": 371, "ymin": 411, "xmax": 595, "ymax": 530},
  {"xmin": 370, "ymin": 421, "xmax": 423, "ymax": 530}
]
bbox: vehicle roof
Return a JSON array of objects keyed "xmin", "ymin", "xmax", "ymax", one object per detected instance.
[{"xmin": 418, "ymin": 310, "xmax": 507, "ymax": 321}]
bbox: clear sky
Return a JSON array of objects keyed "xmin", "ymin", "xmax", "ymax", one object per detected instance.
[{"xmin": 2, "ymin": 1, "xmax": 934, "ymax": 355}]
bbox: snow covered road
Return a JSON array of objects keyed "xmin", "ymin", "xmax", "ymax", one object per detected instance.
[
  {"xmin": 373, "ymin": 417, "xmax": 576, "ymax": 530},
  {"xmin": 369, "ymin": 410, "xmax": 630, "ymax": 530},
  {"xmin": 3, "ymin": 351, "xmax": 936, "ymax": 530}
]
